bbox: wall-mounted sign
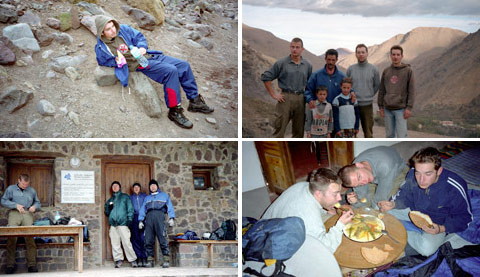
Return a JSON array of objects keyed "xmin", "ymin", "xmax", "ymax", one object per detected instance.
[{"xmin": 61, "ymin": 170, "xmax": 95, "ymax": 203}]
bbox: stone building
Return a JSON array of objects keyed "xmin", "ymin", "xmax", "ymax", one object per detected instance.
[{"xmin": 0, "ymin": 141, "xmax": 238, "ymax": 272}]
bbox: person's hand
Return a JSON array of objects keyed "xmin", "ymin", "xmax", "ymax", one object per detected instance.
[
  {"xmin": 327, "ymin": 133, "xmax": 331, "ymax": 138},
  {"xmin": 379, "ymin": 108, "xmax": 384, "ymax": 118},
  {"xmin": 168, "ymin": 218, "xmax": 175, "ymax": 227},
  {"xmin": 309, "ymin": 100, "xmax": 315, "ymax": 109},
  {"xmin": 327, "ymin": 207, "xmax": 336, "ymax": 215},
  {"xmin": 346, "ymin": 192, "xmax": 358, "ymax": 204},
  {"xmin": 338, "ymin": 210, "xmax": 354, "ymax": 225},
  {"xmin": 335, "ymin": 131, "xmax": 341, "ymax": 138},
  {"xmin": 350, "ymin": 91, "xmax": 357, "ymax": 103},
  {"xmin": 354, "ymin": 129, "xmax": 359, "ymax": 135},
  {"xmin": 139, "ymin": 221, "xmax": 144, "ymax": 230},
  {"xmin": 306, "ymin": 132, "xmax": 311, "ymax": 138},
  {"xmin": 28, "ymin": 206, "xmax": 36, "ymax": 213},
  {"xmin": 16, "ymin": 204, "xmax": 25, "ymax": 214},
  {"xmin": 109, "ymin": 202, "xmax": 114, "ymax": 209},
  {"xmin": 404, "ymin": 109, "xmax": 411, "ymax": 119},
  {"xmin": 271, "ymin": 92, "xmax": 285, "ymax": 103},
  {"xmin": 378, "ymin": 200, "xmax": 395, "ymax": 212},
  {"xmin": 422, "ymin": 223, "xmax": 444, "ymax": 235},
  {"xmin": 139, "ymin": 47, "xmax": 147, "ymax": 56}
]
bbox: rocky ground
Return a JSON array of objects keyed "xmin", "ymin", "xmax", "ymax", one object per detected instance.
[{"xmin": 0, "ymin": 0, "xmax": 238, "ymax": 138}]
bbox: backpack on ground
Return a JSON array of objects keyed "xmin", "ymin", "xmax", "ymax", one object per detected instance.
[
  {"xmin": 242, "ymin": 216, "xmax": 306, "ymax": 277},
  {"xmin": 210, "ymin": 219, "xmax": 237, "ymax": 240}
]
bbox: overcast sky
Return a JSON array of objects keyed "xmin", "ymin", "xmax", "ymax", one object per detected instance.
[{"xmin": 243, "ymin": 1, "xmax": 480, "ymax": 55}]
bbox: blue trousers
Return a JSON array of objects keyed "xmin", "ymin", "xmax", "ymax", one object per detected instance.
[
  {"xmin": 144, "ymin": 210, "xmax": 169, "ymax": 257},
  {"xmin": 139, "ymin": 54, "xmax": 198, "ymax": 108},
  {"xmin": 130, "ymin": 213, "xmax": 147, "ymax": 259}
]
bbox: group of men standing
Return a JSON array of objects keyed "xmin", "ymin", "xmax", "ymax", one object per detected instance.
[{"xmin": 262, "ymin": 38, "xmax": 415, "ymax": 138}]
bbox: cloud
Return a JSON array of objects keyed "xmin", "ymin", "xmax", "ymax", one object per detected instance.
[{"xmin": 242, "ymin": 0, "xmax": 480, "ymax": 17}]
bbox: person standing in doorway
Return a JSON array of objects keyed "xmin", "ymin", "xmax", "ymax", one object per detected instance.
[
  {"xmin": 129, "ymin": 183, "xmax": 147, "ymax": 267},
  {"xmin": 104, "ymin": 181, "xmax": 137, "ymax": 268},
  {"xmin": 1, "ymin": 174, "xmax": 40, "ymax": 274}
]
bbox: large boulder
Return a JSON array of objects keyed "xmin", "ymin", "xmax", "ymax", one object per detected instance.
[
  {"xmin": 0, "ymin": 4, "xmax": 18, "ymax": 24},
  {"xmin": 49, "ymin": 55, "xmax": 87, "ymax": 73},
  {"xmin": 2, "ymin": 23, "xmax": 40, "ymax": 52},
  {"xmin": 0, "ymin": 40, "xmax": 16, "ymax": 65},
  {"xmin": 0, "ymin": 86, "xmax": 34, "ymax": 113},
  {"xmin": 126, "ymin": 0, "xmax": 165, "ymax": 26},
  {"xmin": 121, "ymin": 6, "xmax": 156, "ymax": 31},
  {"xmin": 131, "ymin": 71, "xmax": 163, "ymax": 117},
  {"xmin": 94, "ymin": 66, "xmax": 117, "ymax": 86}
]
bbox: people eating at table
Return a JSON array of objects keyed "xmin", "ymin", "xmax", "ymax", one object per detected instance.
[{"xmin": 378, "ymin": 147, "xmax": 473, "ymax": 256}]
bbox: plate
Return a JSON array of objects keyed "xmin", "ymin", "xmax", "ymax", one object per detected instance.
[{"xmin": 343, "ymin": 214, "xmax": 385, "ymax": 242}]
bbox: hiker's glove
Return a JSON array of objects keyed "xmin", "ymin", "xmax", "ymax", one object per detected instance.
[
  {"xmin": 168, "ymin": 218, "xmax": 175, "ymax": 227},
  {"xmin": 139, "ymin": 221, "xmax": 144, "ymax": 230}
]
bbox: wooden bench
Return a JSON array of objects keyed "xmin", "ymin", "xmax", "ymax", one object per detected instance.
[
  {"xmin": 171, "ymin": 240, "xmax": 237, "ymax": 268},
  {"xmin": 0, "ymin": 225, "xmax": 85, "ymax": 273}
]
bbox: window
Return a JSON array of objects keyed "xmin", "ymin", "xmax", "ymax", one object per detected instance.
[
  {"xmin": 7, "ymin": 159, "xmax": 55, "ymax": 207},
  {"xmin": 192, "ymin": 165, "xmax": 218, "ymax": 190}
]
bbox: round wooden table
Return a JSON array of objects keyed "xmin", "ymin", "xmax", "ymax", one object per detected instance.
[{"xmin": 324, "ymin": 208, "xmax": 407, "ymax": 269}]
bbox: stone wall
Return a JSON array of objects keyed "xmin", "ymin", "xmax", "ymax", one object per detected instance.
[
  {"xmin": 170, "ymin": 242, "xmax": 237, "ymax": 267},
  {"xmin": 0, "ymin": 141, "xmax": 238, "ymax": 272}
]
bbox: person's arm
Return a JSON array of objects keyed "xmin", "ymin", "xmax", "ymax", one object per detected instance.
[
  {"xmin": 31, "ymin": 188, "xmax": 41, "ymax": 211},
  {"xmin": 124, "ymin": 25, "xmax": 149, "ymax": 51},
  {"xmin": 95, "ymin": 44, "xmax": 117, "ymax": 67},
  {"xmin": 261, "ymin": 62, "xmax": 284, "ymax": 102},
  {"xmin": 442, "ymin": 179, "xmax": 472, "ymax": 233},
  {"xmin": 332, "ymin": 98, "xmax": 340, "ymax": 134},
  {"xmin": 328, "ymin": 106, "xmax": 334, "ymax": 135},
  {"xmin": 373, "ymin": 66, "xmax": 381, "ymax": 96},
  {"xmin": 354, "ymin": 101, "xmax": 360, "ymax": 131},
  {"xmin": 126, "ymin": 195, "xmax": 134, "ymax": 225},
  {"xmin": 1, "ymin": 187, "xmax": 17, "ymax": 209},
  {"xmin": 138, "ymin": 198, "xmax": 147, "ymax": 222},
  {"xmin": 304, "ymin": 74, "xmax": 317, "ymax": 106},
  {"xmin": 166, "ymin": 195, "xmax": 175, "ymax": 219},
  {"xmin": 405, "ymin": 67, "xmax": 415, "ymax": 119},
  {"xmin": 104, "ymin": 198, "xmax": 112, "ymax": 216},
  {"xmin": 304, "ymin": 105, "xmax": 313, "ymax": 136},
  {"xmin": 377, "ymin": 71, "xmax": 386, "ymax": 116},
  {"xmin": 264, "ymin": 81, "xmax": 284, "ymax": 102},
  {"xmin": 390, "ymin": 169, "xmax": 415, "ymax": 209}
]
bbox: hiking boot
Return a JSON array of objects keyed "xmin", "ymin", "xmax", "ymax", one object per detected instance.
[
  {"xmin": 131, "ymin": 260, "xmax": 138, "ymax": 268},
  {"xmin": 162, "ymin": 261, "xmax": 169, "ymax": 268},
  {"xmin": 27, "ymin": 266, "xmax": 38, "ymax": 273},
  {"xmin": 114, "ymin": 260, "xmax": 123, "ymax": 268},
  {"xmin": 144, "ymin": 257, "xmax": 155, "ymax": 268},
  {"xmin": 188, "ymin": 94, "xmax": 214, "ymax": 113},
  {"xmin": 162, "ymin": 255, "xmax": 170, "ymax": 268},
  {"xmin": 137, "ymin": 258, "xmax": 144, "ymax": 267},
  {"xmin": 5, "ymin": 266, "xmax": 14, "ymax": 274},
  {"xmin": 168, "ymin": 106, "xmax": 193, "ymax": 129}
]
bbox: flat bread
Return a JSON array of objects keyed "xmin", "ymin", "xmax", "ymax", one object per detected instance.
[
  {"xmin": 361, "ymin": 246, "xmax": 389, "ymax": 265},
  {"xmin": 409, "ymin": 211, "xmax": 433, "ymax": 228},
  {"xmin": 384, "ymin": 244, "xmax": 394, "ymax": 251}
]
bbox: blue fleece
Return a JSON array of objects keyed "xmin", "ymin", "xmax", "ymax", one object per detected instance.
[
  {"xmin": 393, "ymin": 168, "xmax": 473, "ymax": 233},
  {"xmin": 138, "ymin": 191, "xmax": 175, "ymax": 222},
  {"xmin": 304, "ymin": 65, "xmax": 346, "ymax": 104}
]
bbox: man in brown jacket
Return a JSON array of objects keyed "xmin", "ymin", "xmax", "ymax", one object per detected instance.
[{"xmin": 378, "ymin": 45, "xmax": 415, "ymax": 138}]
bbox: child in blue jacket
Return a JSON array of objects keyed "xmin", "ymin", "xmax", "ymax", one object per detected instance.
[{"xmin": 94, "ymin": 15, "xmax": 213, "ymax": 129}]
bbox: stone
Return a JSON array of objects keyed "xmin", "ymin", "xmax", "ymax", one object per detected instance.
[
  {"xmin": 165, "ymin": 18, "xmax": 181, "ymax": 28},
  {"xmin": 167, "ymin": 26, "xmax": 181, "ymax": 33},
  {"xmin": 80, "ymin": 15, "xmax": 97, "ymax": 36},
  {"xmin": 65, "ymin": 66, "xmax": 80, "ymax": 81},
  {"xmin": 58, "ymin": 12, "xmax": 72, "ymax": 32},
  {"xmin": 49, "ymin": 55, "xmax": 87, "ymax": 73},
  {"xmin": 0, "ymin": 40, "xmax": 15, "ymax": 65},
  {"xmin": 68, "ymin": 111, "xmax": 80, "ymax": 125},
  {"xmin": 18, "ymin": 10, "xmax": 41, "ymax": 27},
  {"xmin": 37, "ymin": 99, "xmax": 56, "ymax": 116},
  {"xmin": 0, "ymin": 4, "xmax": 18, "ymax": 24},
  {"xmin": 54, "ymin": 32, "xmax": 73, "ymax": 45},
  {"xmin": 220, "ymin": 23, "xmax": 232, "ymax": 30},
  {"xmin": 42, "ymin": 50, "xmax": 54, "ymax": 60},
  {"xmin": 2, "ymin": 23, "xmax": 40, "ymax": 52},
  {"xmin": 206, "ymin": 117, "xmax": 216, "ymax": 124},
  {"xmin": 131, "ymin": 71, "xmax": 163, "ymax": 117},
  {"xmin": 94, "ymin": 66, "xmax": 117, "ymax": 86},
  {"xmin": 77, "ymin": 2, "xmax": 106, "ymax": 16},
  {"xmin": 187, "ymin": 40, "xmax": 202, "ymax": 48},
  {"xmin": 183, "ymin": 31, "xmax": 200, "ymax": 41},
  {"xmin": 70, "ymin": 6, "xmax": 81, "ymax": 29},
  {"xmin": 46, "ymin": 70, "xmax": 57, "ymax": 79},
  {"xmin": 0, "ymin": 86, "xmax": 34, "ymax": 113},
  {"xmin": 121, "ymin": 6, "xmax": 156, "ymax": 31},
  {"xmin": 125, "ymin": 0, "xmax": 165, "ymax": 26},
  {"xmin": 185, "ymin": 23, "xmax": 212, "ymax": 37},
  {"xmin": 198, "ymin": 38, "xmax": 214, "ymax": 50},
  {"xmin": 34, "ymin": 29, "xmax": 55, "ymax": 47},
  {"xmin": 119, "ymin": 105, "xmax": 127, "ymax": 113},
  {"xmin": 0, "ymin": 132, "xmax": 32, "ymax": 138},
  {"xmin": 46, "ymin": 18, "xmax": 61, "ymax": 30}
]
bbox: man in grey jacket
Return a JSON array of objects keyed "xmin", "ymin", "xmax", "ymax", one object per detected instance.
[
  {"xmin": 1, "ymin": 174, "xmax": 40, "ymax": 274},
  {"xmin": 338, "ymin": 146, "xmax": 408, "ymax": 209},
  {"xmin": 346, "ymin": 44, "xmax": 380, "ymax": 138}
]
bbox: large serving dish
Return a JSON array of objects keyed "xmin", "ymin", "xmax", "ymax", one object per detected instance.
[{"xmin": 343, "ymin": 214, "xmax": 385, "ymax": 242}]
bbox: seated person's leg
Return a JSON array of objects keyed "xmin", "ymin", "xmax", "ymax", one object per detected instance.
[
  {"xmin": 387, "ymin": 208, "xmax": 411, "ymax": 221},
  {"xmin": 407, "ymin": 231, "xmax": 446, "ymax": 257}
]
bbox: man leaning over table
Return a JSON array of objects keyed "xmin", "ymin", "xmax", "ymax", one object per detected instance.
[
  {"xmin": 379, "ymin": 147, "xmax": 473, "ymax": 256},
  {"xmin": 1, "ymin": 174, "xmax": 40, "ymax": 274}
]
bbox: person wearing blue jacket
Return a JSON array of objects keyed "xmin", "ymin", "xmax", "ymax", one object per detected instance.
[
  {"xmin": 94, "ymin": 15, "xmax": 213, "ymax": 129},
  {"xmin": 332, "ymin": 77, "xmax": 360, "ymax": 138},
  {"xmin": 379, "ymin": 147, "xmax": 473, "ymax": 257},
  {"xmin": 138, "ymin": 179, "xmax": 175, "ymax": 268},
  {"xmin": 129, "ymin": 183, "xmax": 147, "ymax": 267}
]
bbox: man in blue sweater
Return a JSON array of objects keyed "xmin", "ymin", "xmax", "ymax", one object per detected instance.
[{"xmin": 379, "ymin": 147, "xmax": 473, "ymax": 256}]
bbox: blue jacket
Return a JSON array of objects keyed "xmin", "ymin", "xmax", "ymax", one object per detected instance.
[
  {"xmin": 304, "ymin": 65, "xmax": 346, "ymax": 104},
  {"xmin": 138, "ymin": 190, "xmax": 175, "ymax": 222},
  {"xmin": 393, "ymin": 168, "xmax": 473, "ymax": 233},
  {"xmin": 130, "ymin": 192, "xmax": 147, "ymax": 215},
  {"xmin": 332, "ymin": 93, "xmax": 359, "ymax": 132},
  {"xmin": 94, "ymin": 24, "xmax": 163, "ymax": 87}
]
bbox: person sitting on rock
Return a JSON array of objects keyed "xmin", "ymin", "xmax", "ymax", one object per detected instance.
[{"xmin": 94, "ymin": 15, "xmax": 214, "ymax": 129}]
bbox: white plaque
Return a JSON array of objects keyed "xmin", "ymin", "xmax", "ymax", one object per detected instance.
[{"xmin": 61, "ymin": 170, "xmax": 95, "ymax": 203}]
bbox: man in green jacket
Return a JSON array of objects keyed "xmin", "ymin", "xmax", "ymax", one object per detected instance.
[{"xmin": 104, "ymin": 181, "xmax": 137, "ymax": 268}]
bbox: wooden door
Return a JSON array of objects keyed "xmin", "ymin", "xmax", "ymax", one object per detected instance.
[
  {"xmin": 254, "ymin": 142, "xmax": 295, "ymax": 194},
  {"xmin": 7, "ymin": 161, "xmax": 54, "ymax": 207},
  {"xmin": 102, "ymin": 160, "xmax": 152, "ymax": 262},
  {"xmin": 288, "ymin": 142, "xmax": 320, "ymax": 180},
  {"xmin": 327, "ymin": 141, "xmax": 354, "ymax": 170}
]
